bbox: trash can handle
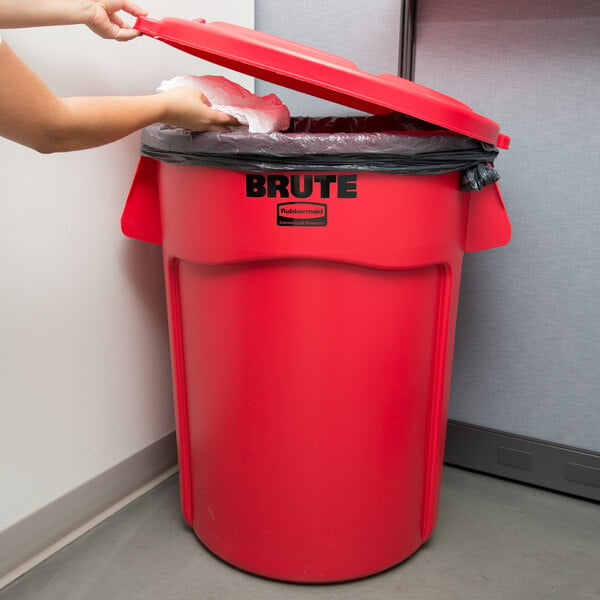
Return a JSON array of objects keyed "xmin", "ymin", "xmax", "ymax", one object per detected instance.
[
  {"xmin": 121, "ymin": 156, "xmax": 162, "ymax": 245},
  {"xmin": 464, "ymin": 180, "xmax": 512, "ymax": 252}
]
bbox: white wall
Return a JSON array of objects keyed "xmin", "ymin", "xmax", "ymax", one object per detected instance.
[{"xmin": 0, "ymin": 1, "xmax": 254, "ymax": 532}]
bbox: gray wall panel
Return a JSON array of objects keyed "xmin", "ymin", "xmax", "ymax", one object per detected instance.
[
  {"xmin": 253, "ymin": 0, "xmax": 600, "ymax": 454},
  {"xmin": 414, "ymin": 0, "xmax": 600, "ymax": 451},
  {"xmin": 255, "ymin": 0, "xmax": 402, "ymax": 115}
]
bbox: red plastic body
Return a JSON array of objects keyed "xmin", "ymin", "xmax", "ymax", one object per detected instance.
[
  {"xmin": 122, "ymin": 159, "xmax": 510, "ymax": 582},
  {"xmin": 133, "ymin": 17, "xmax": 509, "ymax": 149}
]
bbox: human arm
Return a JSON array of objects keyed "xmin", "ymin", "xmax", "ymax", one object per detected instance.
[
  {"xmin": 0, "ymin": 0, "xmax": 147, "ymax": 41},
  {"xmin": 0, "ymin": 40, "xmax": 237, "ymax": 152}
]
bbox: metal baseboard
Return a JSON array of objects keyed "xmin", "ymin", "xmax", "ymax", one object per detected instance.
[
  {"xmin": 445, "ymin": 420, "xmax": 600, "ymax": 501},
  {"xmin": 0, "ymin": 431, "xmax": 178, "ymax": 588}
]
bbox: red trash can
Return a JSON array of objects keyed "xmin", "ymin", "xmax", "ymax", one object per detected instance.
[{"xmin": 122, "ymin": 17, "xmax": 511, "ymax": 583}]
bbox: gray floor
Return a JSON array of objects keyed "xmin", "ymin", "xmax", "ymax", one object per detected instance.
[{"xmin": 1, "ymin": 467, "xmax": 599, "ymax": 600}]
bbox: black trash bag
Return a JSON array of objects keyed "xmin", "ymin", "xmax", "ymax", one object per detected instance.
[{"xmin": 141, "ymin": 113, "xmax": 500, "ymax": 192}]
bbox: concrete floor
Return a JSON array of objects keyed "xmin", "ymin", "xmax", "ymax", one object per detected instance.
[{"xmin": 1, "ymin": 466, "xmax": 599, "ymax": 600}]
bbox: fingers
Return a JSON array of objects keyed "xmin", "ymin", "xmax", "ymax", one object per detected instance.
[
  {"xmin": 197, "ymin": 91, "xmax": 211, "ymax": 106},
  {"xmin": 199, "ymin": 105, "xmax": 240, "ymax": 130},
  {"xmin": 213, "ymin": 110, "xmax": 240, "ymax": 128},
  {"xmin": 157, "ymin": 87, "xmax": 241, "ymax": 131},
  {"xmin": 189, "ymin": 93, "xmax": 240, "ymax": 128},
  {"xmin": 197, "ymin": 96, "xmax": 239, "ymax": 127},
  {"xmin": 109, "ymin": 14, "xmax": 143, "ymax": 41},
  {"xmin": 106, "ymin": 12, "xmax": 138, "ymax": 41},
  {"xmin": 113, "ymin": 27, "xmax": 142, "ymax": 42},
  {"xmin": 88, "ymin": 1, "xmax": 148, "ymax": 41},
  {"xmin": 118, "ymin": 1, "xmax": 148, "ymax": 18},
  {"xmin": 92, "ymin": 20, "xmax": 140, "ymax": 42}
]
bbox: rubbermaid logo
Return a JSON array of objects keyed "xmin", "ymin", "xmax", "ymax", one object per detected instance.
[{"xmin": 277, "ymin": 202, "xmax": 327, "ymax": 227}]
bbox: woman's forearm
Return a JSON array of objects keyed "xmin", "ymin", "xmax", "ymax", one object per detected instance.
[
  {"xmin": 0, "ymin": 0, "xmax": 92, "ymax": 28},
  {"xmin": 55, "ymin": 88, "xmax": 237, "ymax": 152},
  {"xmin": 0, "ymin": 40, "xmax": 235, "ymax": 153},
  {"xmin": 34, "ymin": 95, "xmax": 169, "ymax": 152},
  {"xmin": 0, "ymin": 89, "xmax": 166, "ymax": 154},
  {"xmin": 0, "ymin": 0, "xmax": 146, "ymax": 40}
]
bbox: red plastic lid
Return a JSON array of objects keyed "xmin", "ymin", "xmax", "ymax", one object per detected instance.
[{"xmin": 135, "ymin": 17, "xmax": 510, "ymax": 149}]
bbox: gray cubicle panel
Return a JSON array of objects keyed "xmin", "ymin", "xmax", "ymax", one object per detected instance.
[
  {"xmin": 415, "ymin": 0, "xmax": 600, "ymax": 499},
  {"xmin": 255, "ymin": 0, "xmax": 600, "ymax": 499},
  {"xmin": 255, "ymin": 0, "xmax": 405, "ymax": 114}
]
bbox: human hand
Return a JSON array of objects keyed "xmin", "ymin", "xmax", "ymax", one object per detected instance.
[
  {"xmin": 159, "ymin": 87, "xmax": 240, "ymax": 132},
  {"xmin": 83, "ymin": 0, "xmax": 148, "ymax": 41}
]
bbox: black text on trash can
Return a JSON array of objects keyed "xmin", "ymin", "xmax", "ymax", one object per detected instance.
[
  {"xmin": 246, "ymin": 174, "xmax": 357, "ymax": 199},
  {"xmin": 277, "ymin": 202, "xmax": 327, "ymax": 227}
]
